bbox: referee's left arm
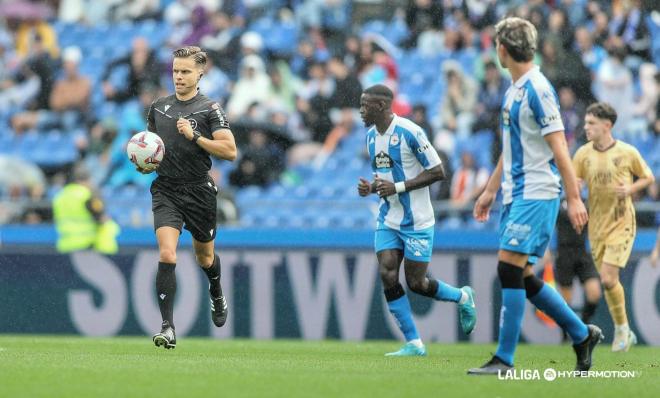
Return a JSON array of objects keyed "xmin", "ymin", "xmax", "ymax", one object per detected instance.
[
  {"xmin": 196, "ymin": 128, "xmax": 237, "ymax": 161},
  {"xmin": 193, "ymin": 103, "xmax": 237, "ymax": 161}
]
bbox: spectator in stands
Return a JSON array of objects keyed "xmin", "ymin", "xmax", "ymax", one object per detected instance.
[
  {"xmin": 226, "ymin": 54, "xmax": 271, "ymax": 119},
  {"xmin": 439, "ymin": 60, "xmax": 477, "ymax": 139},
  {"xmin": 57, "ymin": 0, "xmax": 114, "ymax": 25},
  {"xmin": 11, "ymin": 46, "xmax": 91, "ymax": 134},
  {"xmin": 559, "ymin": 86, "xmax": 586, "ymax": 152},
  {"xmin": 591, "ymin": 11, "xmax": 611, "ymax": 47},
  {"xmin": 328, "ymin": 56, "xmax": 362, "ymax": 111},
  {"xmin": 560, "ymin": 0, "xmax": 586, "ymax": 28},
  {"xmin": 229, "ymin": 129, "xmax": 281, "ymax": 187},
  {"xmin": 198, "ymin": 56, "xmax": 230, "ymax": 102},
  {"xmin": 632, "ymin": 63, "xmax": 658, "ymax": 127},
  {"xmin": 109, "ymin": 0, "xmax": 160, "ymax": 22},
  {"xmin": 462, "ymin": 0, "xmax": 497, "ymax": 30},
  {"xmin": 410, "ymin": 104, "xmax": 434, "ymax": 144},
  {"xmin": 473, "ymin": 59, "xmax": 507, "ymax": 165},
  {"xmin": 541, "ymin": 36, "xmax": 593, "ymax": 104},
  {"xmin": 295, "ymin": 0, "xmax": 349, "ymax": 32},
  {"xmin": 341, "ymin": 34, "xmax": 360, "ymax": 71},
  {"xmin": 609, "ymin": 0, "xmax": 650, "ymax": 60},
  {"xmin": 200, "ymin": 11, "xmax": 243, "ymax": 73},
  {"xmin": 53, "ymin": 165, "xmax": 119, "ymax": 254},
  {"xmin": 404, "ymin": 0, "xmax": 444, "ymax": 48},
  {"xmin": 539, "ymin": 37, "xmax": 564, "ymax": 88},
  {"xmin": 0, "ymin": 32, "xmax": 40, "ymax": 114},
  {"xmin": 574, "ymin": 26, "xmax": 607, "ymax": 74},
  {"xmin": 182, "ymin": 5, "xmax": 215, "ymax": 46},
  {"xmin": 474, "ymin": 59, "xmax": 508, "ymax": 135},
  {"xmin": 297, "ymin": 61, "xmax": 335, "ymax": 141},
  {"xmin": 545, "ymin": 7, "xmax": 574, "ymax": 51},
  {"xmin": 101, "ymin": 37, "xmax": 160, "ymax": 103},
  {"xmin": 23, "ymin": 33, "xmax": 59, "ymax": 111},
  {"xmin": 450, "ymin": 151, "xmax": 489, "ymax": 210},
  {"xmin": 593, "ymin": 45, "xmax": 634, "ymax": 135},
  {"xmin": 267, "ymin": 61, "xmax": 300, "ymax": 114},
  {"xmin": 14, "ymin": 17, "xmax": 59, "ymax": 60}
]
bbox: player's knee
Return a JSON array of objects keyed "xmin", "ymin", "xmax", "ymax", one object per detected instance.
[
  {"xmin": 159, "ymin": 248, "xmax": 177, "ymax": 264},
  {"xmin": 405, "ymin": 275, "xmax": 426, "ymax": 295},
  {"xmin": 600, "ymin": 274, "xmax": 618, "ymax": 290},
  {"xmin": 379, "ymin": 267, "xmax": 399, "ymax": 288},
  {"xmin": 195, "ymin": 252, "xmax": 214, "ymax": 268}
]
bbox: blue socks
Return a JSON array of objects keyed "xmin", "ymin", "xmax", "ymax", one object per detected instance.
[
  {"xmin": 527, "ymin": 280, "xmax": 589, "ymax": 344},
  {"xmin": 494, "ymin": 262, "xmax": 525, "ymax": 366},
  {"xmin": 384, "ymin": 283, "xmax": 419, "ymax": 341},
  {"xmin": 434, "ymin": 280, "xmax": 463, "ymax": 302},
  {"xmin": 495, "ymin": 288, "xmax": 526, "ymax": 366}
]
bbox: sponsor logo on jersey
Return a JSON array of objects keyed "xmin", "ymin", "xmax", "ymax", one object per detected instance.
[
  {"xmin": 540, "ymin": 114, "xmax": 560, "ymax": 126},
  {"xmin": 374, "ymin": 151, "xmax": 393, "ymax": 169},
  {"xmin": 417, "ymin": 143, "xmax": 430, "ymax": 153},
  {"xmin": 164, "ymin": 105, "xmax": 170, "ymax": 112}
]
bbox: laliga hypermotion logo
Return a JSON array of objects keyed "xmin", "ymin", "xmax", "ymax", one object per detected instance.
[{"xmin": 498, "ymin": 368, "xmax": 639, "ymax": 381}]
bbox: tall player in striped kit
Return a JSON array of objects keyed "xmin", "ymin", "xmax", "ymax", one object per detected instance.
[{"xmin": 468, "ymin": 17, "xmax": 603, "ymax": 374}]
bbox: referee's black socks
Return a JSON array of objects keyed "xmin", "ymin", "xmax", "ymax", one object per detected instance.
[
  {"xmin": 202, "ymin": 254, "xmax": 223, "ymax": 299},
  {"xmin": 156, "ymin": 262, "xmax": 177, "ymax": 328}
]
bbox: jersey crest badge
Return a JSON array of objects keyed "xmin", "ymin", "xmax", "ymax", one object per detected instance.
[
  {"xmin": 390, "ymin": 134, "xmax": 399, "ymax": 146},
  {"xmin": 374, "ymin": 151, "xmax": 393, "ymax": 169}
]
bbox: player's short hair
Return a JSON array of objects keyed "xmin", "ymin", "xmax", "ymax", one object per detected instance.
[
  {"xmin": 586, "ymin": 102, "xmax": 618, "ymax": 125},
  {"xmin": 494, "ymin": 17, "xmax": 537, "ymax": 62},
  {"xmin": 172, "ymin": 46, "xmax": 207, "ymax": 68},
  {"xmin": 363, "ymin": 84, "xmax": 393, "ymax": 100}
]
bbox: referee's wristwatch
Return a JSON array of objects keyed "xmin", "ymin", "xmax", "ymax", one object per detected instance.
[{"xmin": 191, "ymin": 131, "xmax": 201, "ymax": 143}]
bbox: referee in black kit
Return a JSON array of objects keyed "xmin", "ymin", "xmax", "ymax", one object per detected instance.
[{"xmin": 137, "ymin": 46, "xmax": 237, "ymax": 349}]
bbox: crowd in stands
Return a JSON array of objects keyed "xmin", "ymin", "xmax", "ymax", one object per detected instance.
[{"xmin": 0, "ymin": 0, "xmax": 658, "ymax": 229}]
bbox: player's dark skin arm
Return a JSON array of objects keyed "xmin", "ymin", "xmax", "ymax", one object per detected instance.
[{"xmin": 373, "ymin": 164, "xmax": 446, "ymax": 198}]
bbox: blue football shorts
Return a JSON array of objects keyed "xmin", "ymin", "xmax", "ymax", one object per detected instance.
[
  {"xmin": 375, "ymin": 222, "xmax": 434, "ymax": 262},
  {"xmin": 499, "ymin": 198, "xmax": 560, "ymax": 264}
]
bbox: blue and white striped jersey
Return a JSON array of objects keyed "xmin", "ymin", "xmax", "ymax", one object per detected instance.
[
  {"xmin": 366, "ymin": 115, "xmax": 441, "ymax": 231},
  {"xmin": 501, "ymin": 66, "xmax": 565, "ymax": 204}
]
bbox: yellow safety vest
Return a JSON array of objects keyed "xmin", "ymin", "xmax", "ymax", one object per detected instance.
[{"xmin": 53, "ymin": 183, "xmax": 119, "ymax": 254}]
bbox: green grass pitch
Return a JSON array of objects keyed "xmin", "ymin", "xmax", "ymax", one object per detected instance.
[{"xmin": 1, "ymin": 336, "xmax": 658, "ymax": 398}]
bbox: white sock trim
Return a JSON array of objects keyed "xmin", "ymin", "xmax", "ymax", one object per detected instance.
[
  {"xmin": 408, "ymin": 338, "xmax": 424, "ymax": 348},
  {"xmin": 458, "ymin": 289, "xmax": 469, "ymax": 305}
]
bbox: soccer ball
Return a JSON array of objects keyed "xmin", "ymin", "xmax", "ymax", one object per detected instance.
[{"xmin": 126, "ymin": 131, "xmax": 165, "ymax": 170}]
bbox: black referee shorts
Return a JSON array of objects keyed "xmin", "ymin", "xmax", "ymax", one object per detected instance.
[
  {"xmin": 555, "ymin": 245, "xmax": 599, "ymax": 287},
  {"xmin": 150, "ymin": 175, "xmax": 218, "ymax": 243}
]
